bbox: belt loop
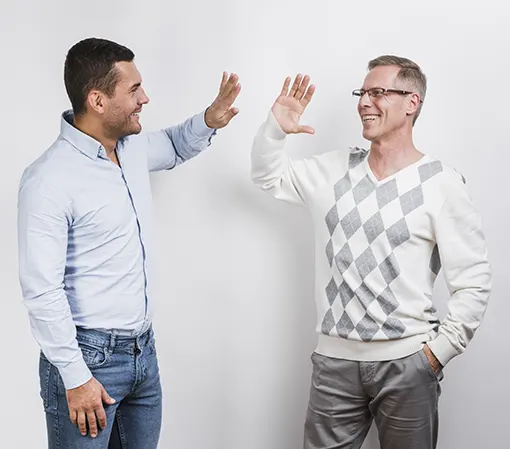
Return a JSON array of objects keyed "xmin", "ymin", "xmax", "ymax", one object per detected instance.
[{"xmin": 109, "ymin": 333, "xmax": 116, "ymax": 354}]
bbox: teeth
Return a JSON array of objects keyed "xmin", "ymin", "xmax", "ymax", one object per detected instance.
[{"xmin": 362, "ymin": 115, "xmax": 378, "ymax": 122}]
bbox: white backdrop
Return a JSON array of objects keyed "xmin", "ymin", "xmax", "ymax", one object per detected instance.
[{"xmin": 1, "ymin": 1, "xmax": 508, "ymax": 448}]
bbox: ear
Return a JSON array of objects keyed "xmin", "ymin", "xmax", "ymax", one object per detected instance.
[
  {"xmin": 86, "ymin": 90, "xmax": 107, "ymax": 115},
  {"xmin": 405, "ymin": 92, "xmax": 420, "ymax": 116}
]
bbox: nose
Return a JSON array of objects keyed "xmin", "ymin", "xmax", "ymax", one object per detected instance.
[
  {"xmin": 359, "ymin": 90, "xmax": 372, "ymax": 108},
  {"xmin": 140, "ymin": 87, "xmax": 150, "ymax": 105}
]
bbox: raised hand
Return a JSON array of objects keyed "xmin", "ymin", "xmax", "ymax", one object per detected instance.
[
  {"xmin": 272, "ymin": 74, "xmax": 315, "ymax": 135},
  {"xmin": 204, "ymin": 72, "xmax": 241, "ymax": 129}
]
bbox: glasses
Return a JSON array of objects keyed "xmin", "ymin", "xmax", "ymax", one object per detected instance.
[{"xmin": 352, "ymin": 87, "xmax": 423, "ymax": 103}]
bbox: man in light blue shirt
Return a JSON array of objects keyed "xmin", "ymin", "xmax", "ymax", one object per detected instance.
[{"xmin": 17, "ymin": 37, "xmax": 240, "ymax": 448}]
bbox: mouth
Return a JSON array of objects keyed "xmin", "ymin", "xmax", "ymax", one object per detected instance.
[{"xmin": 361, "ymin": 114, "xmax": 380, "ymax": 123}]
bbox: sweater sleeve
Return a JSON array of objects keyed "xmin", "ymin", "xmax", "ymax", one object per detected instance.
[
  {"xmin": 427, "ymin": 176, "xmax": 492, "ymax": 366},
  {"xmin": 250, "ymin": 111, "xmax": 328, "ymax": 206}
]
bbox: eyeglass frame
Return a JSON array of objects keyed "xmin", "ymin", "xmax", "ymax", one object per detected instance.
[{"xmin": 352, "ymin": 87, "xmax": 423, "ymax": 104}]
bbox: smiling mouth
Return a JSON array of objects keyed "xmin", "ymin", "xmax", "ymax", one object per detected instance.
[{"xmin": 362, "ymin": 115, "xmax": 379, "ymax": 123}]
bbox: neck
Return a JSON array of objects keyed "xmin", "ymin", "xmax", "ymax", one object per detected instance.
[
  {"xmin": 73, "ymin": 115, "xmax": 118, "ymax": 157},
  {"xmin": 368, "ymin": 129, "xmax": 422, "ymax": 180}
]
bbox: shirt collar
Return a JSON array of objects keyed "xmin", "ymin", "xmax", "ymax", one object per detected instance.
[{"xmin": 60, "ymin": 110, "xmax": 104, "ymax": 160}]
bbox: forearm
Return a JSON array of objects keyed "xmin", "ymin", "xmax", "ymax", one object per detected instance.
[
  {"xmin": 251, "ymin": 111, "xmax": 307, "ymax": 205},
  {"xmin": 165, "ymin": 109, "xmax": 216, "ymax": 164},
  {"xmin": 23, "ymin": 288, "xmax": 92, "ymax": 389},
  {"xmin": 428, "ymin": 181, "xmax": 492, "ymax": 366}
]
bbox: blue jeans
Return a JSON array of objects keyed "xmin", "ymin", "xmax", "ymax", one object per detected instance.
[{"xmin": 39, "ymin": 326, "xmax": 162, "ymax": 448}]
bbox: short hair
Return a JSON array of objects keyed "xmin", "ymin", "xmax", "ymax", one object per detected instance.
[
  {"xmin": 64, "ymin": 38, "xmax": 135, "ymax": 116},
  {"xmin": 368, "ymin": 55, "xmax": 427, "ymax": 124}
]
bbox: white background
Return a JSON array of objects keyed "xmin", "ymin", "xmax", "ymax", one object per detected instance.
[{"xmin": 1, "ymin": 1, "xmax": 508, "ymax": 448}]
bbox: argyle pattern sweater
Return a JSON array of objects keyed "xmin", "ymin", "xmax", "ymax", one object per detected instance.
[{"xmin": 251, "ymin": 112, "xmax": 491, "ymax": 366}]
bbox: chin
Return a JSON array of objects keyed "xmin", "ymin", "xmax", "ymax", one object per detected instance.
[
  {"xmin": 121, "ymin": 124, "xmax": 142, "ymax": 138},
  {"xmin": 362, "ymin": 129, "xmax": 376, "ymax": 142}
]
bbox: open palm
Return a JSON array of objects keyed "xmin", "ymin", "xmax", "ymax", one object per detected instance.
[{"xmin": 271, "ymin": 74, "xmax": 315, "ymax": 135}]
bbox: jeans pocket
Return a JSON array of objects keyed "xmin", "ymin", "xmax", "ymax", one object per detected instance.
[
  {"xmin": 39, "ymin": 352, "xmax": 51, "ymax": 410},
  {"xmin": 79, "ymin": 343, "xmax": 111, "ymax": 369},
  {"xmin": 147, "ymin": 330, "xmax": 157, "ymax": 355},
  {"xmin": 39, "ymin": 353, "xmax": 60, "ymax": 413}
]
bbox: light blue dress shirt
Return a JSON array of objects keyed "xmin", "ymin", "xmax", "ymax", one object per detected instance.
[{"xmin": 18, "ymin": 109, "xmax": 216, "ymax": 389}]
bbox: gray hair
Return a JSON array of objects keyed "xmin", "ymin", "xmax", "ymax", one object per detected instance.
[{"xmin": 368, "ymin": 55, "xmax": 427, "ymax": 124}]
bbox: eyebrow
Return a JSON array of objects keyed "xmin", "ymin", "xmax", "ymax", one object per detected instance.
[{"xmin": 130, "ymin": 82, "xmax": 142, "ymax": 92}]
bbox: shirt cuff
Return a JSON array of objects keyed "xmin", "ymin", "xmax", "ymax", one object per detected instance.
[
  {"xmin": 59, "ymin": 357, "xmax": 93, "ymax": 390},
  {"xmin": 263, "ymin": 111, "xmax": 288, "ymax": 140},
  {"xmin": 192, "ymin": 109, "xmax": 217, "ymax": 138},
  {"xmin": 426, "ymin": 333, "xmax": 459, "ymax": 367}
]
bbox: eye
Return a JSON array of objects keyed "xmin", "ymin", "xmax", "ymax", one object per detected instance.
[{"xmin": 370, "ymin": 88, "xmax": 385, "ymax": 97}]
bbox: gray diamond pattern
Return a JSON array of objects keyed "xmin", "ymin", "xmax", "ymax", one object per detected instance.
[
  {"xmin": 336, "ymin": 311, "xmax": 355, "ymax": 337},
  {"xmin": 363, "ymin": 211, "xmax": 385, "ymax": 244},
  {"xmin": 326, "ymin": 205, "xmax": 340, "ymax": 236},
  {"xmin": 356, "ymin": 283, "xmax": 376, "ymax": 310},
  {"xmin": 353, "ymin": 175, "xmax": 376, "ymax": 205},
  {"xmin": 400, "ymin": 185, "xmax": 424, "ymax": 215},
  {"xmin": 339, "ymin": 281, "xmax": 355, "ymax": 307},
  {"xmin": 381, "ymin": 317, "xmax": 406, "ymax": 338},
  {"xmin": 326, "ymin": 240, "xmax": 334, "ymax": 267},
  {"xmin": 321, "ymin": 309, "xmax": 336, "ymax": 334},
  {"xmin": 386, "ymin": 218, "xmax": 411, "ymax": 250},
  {"xmin": 326, "ymin": 278, "xmax": 338, "ymax": 306},
  {"xmin": 355, "ymin": 247, "xmax": 378, "ymax": 279},
  {"xmin": 379, "ymin": 254, "xmax": 400, "ymax": 285},
  {"xmin": 377, "ymin": 287, "xmax": 399, "ymax": 315},
  {"xmin": 356, "ymin": 314, "xmax": 380, "ymax": 341},
  {"xmin": 324, "ymin": 152, "xmax": 445, "ymax": 342},
  {"xmin": 340, "ymin": 207, "xmax": 362, "ymax": 239},
  {"xmin": 419, "ymin": 161, "xmax": 443, "ymax": 183},
  {"xmin": 335, "ymin": 242, "xmax": 354, "ymax": 274},
  {"xmin": 349, "ymin": 150, "xmax": 368, "ymax": 169},
  {"xmin": 377, "ymin": 179, "xmax": 399, "ymax": 208},
  {"xmin": 334, "ymin": 175, "xmax": 352, "ymax": 201}
]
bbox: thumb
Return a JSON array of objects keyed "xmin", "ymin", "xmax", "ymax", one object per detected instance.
[
  {"xmin": 222, "ymin": 107, "xmax": 240, "ymax": 125},
  {"xmin": 101, "ymin": 384, "xmax": 116, "ymax": 404},
  {"xmin": 297, "ymin": 125, "xmax": 315, "ymax": 135}
]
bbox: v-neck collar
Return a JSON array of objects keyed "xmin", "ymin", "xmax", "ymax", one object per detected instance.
[{"xmin": 363, "ymin": 152, "xmax": 431, "ymax": 185}]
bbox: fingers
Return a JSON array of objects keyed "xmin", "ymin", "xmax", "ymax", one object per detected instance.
[
  {"xmin": 101, "ymin": 384, "xmax": 116, "ymax": 405},
  {"xmin": 288, "ymin": 74, "xmax": 303, "ymax": 97},
  {"xmin": 96, "ymin": 405, "xmax": 108, "ymax": 430},
  {"xmin": 220, "ymin": 71, "xmax": 228, "ymax": 91},
  {"xmin": 284, "ymin": 74, "xmax": 315, "ymax": 107},
  {"xmin": 219, "ymin": 73, "xmax": 239, "ymax": 99},
  {"xmin": 298, "ymin": 125, "xmax": 315, "ymax": 135},
  {"xmin": 205, "ymin": 77, "xmax": 241, "ymax": 128},
  {"xmin": 77, "ymin": 411, "xmax": 87, "ymax": 436},
  {"xmin": 301, "ymin": 84, "xmax": 316, "ymax": 108},
  {"xmin": 211, "ymin": 73, "xmax": 241, "ymax": 116},
  {"xmin": 280, "ymin": 76, "xmax": 291, "ymax": 97},
  {"xmin": 296, "ymin": 75, "xmax": 310, "ymax": 100},
  {"xmin": 87, "ymin": 410, "xmax": 98, "ymax": 438},
  {"xmin": 223, "ymin": 107, "xmax": 240, "ymax": 124},
  {"xmin": 69, "ymin": 409, "xmax": 77, "ymax": 426},
  {"xmin": 224, "ymin": 82, "xmax": 241, "ymax": 106}
]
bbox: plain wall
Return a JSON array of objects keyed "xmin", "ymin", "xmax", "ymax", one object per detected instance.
[{"xmin": 1, "ymin": 1, "xmax": 508, "ymax": 448}]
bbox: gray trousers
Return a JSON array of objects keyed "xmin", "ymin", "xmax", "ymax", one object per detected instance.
[{"xmin": 304, "ymin": 349, "xmax": 442, "ymax": 449}]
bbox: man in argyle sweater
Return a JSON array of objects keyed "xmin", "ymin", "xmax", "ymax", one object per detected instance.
[{"xmin": 250, "ymin": 55, "xmax": 491, "ymax": 449}]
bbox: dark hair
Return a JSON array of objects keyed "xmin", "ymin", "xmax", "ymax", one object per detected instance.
[{"xmin": 64, "ymin": 38, "xmax": 135, "ymax": 116}]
